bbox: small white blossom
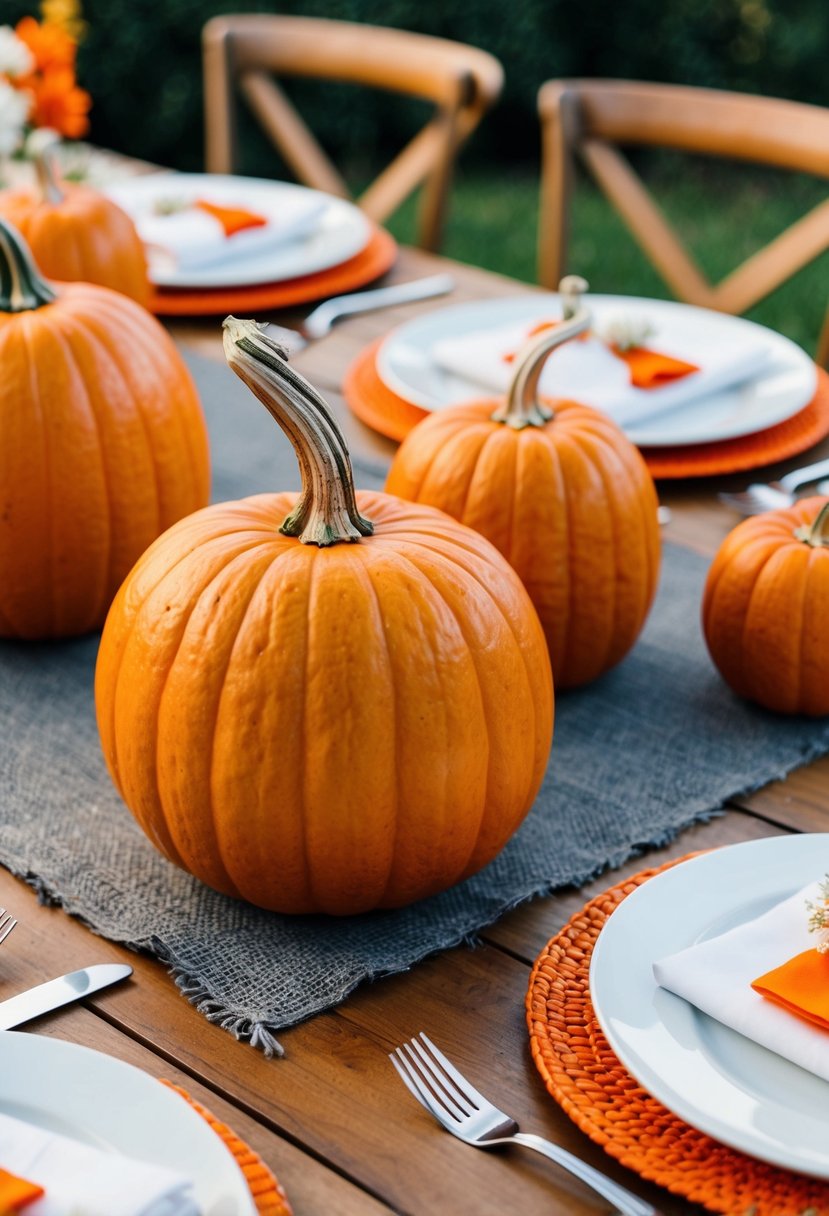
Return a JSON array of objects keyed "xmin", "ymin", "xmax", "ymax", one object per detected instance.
[
  {"xmin": 806, "ymin": 876, "xmax": 829, "ymax": 954},
  {"xmin": 598, "ymin": 314, "xmax": 656, "ymax": 352},
  {"xmin": 0, "ymin": 26, "xmax": 34, "ymax": 78},
  {"xmin": 0, "ymin": 78, "xmax": 30, "ymax": 157}
]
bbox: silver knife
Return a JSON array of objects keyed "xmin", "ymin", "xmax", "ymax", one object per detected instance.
[{"xmin": 0, "ymin": 963, "xmax": 133, "ymax": 1030}]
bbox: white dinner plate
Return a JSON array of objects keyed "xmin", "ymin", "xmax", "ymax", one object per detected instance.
[
  {"xmin": 375, "ymin": 294, "xmax": 817, "ymax": 447},
  {"xmin": 589, "ymin": 835, "xmax": 829, "ymax": 1177},
  {"xmin": 105, "ymin": 173, "xmax": 372, "ymax": 289},
  {"xmin": 0, "ymin": 1031, "xmax": 256, "ymax": 1214}
]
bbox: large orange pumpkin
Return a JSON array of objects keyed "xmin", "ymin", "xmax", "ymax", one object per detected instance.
[
  {"xmin": 385, "ymin": 280, "xmax": 661, "ymax": 688},
  {"xmin": 95, "ymin": 318, "xmax": 553, "ymax": 916},
  {"xmin": 0, "ymin": 218, "xmax": 210, "ymax": 639},
  {"xmin": 703, "ymin": 496, "xmax": 829, "ymax": 715},
  {"xmin": 0, "ymin": 145, "xmax": 150, "ymax": 306}
]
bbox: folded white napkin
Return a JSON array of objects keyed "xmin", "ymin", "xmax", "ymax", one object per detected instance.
[
  {"xmin": 137, "ymin": 193, "xmax": 328, "ymax": 272},
  {"xmin": 0, "ymin": 1111, "xmax": 200, "ymax": 1216},
  {"xmin": 653, "ymin": 882, "xmax": 829, "ymax": 1082},
  {"xmin": 432, "ymin": 311, "xmax": 772, "ymax": 430}
]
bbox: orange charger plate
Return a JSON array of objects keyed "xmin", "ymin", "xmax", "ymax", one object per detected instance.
[
  {"xmin": 149, "ymin": 228, "xmax": 397, "ymax": 317},
  {"xmin": 526, "ymin": 858, "xmax": 829, "ymax": 1216},
  {"xmin": 344, "ymin": 339, "xmax": 829, "ymax": 479}
]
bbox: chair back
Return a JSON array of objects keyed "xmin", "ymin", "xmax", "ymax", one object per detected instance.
[
  {"xmin": 203, "ymin": 15, "xmax": 503, "ymax": 251},
  {"xmin": 538, "ymin": 80, "xmax": 829, "ymax": 364}
]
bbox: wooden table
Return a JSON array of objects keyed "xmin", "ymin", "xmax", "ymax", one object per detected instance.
[{"xmin": 2, "ymin": 243, "xmax": 827, "ymax": 1216}]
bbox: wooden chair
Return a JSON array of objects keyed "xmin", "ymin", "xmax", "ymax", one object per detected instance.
[
  {"xmin": 538, "ymin": 80, "xmax": 829, "ymax": 365},
  {"xmin": 202, "ymin": 15, "xmax": 503, "ymax": 252}
]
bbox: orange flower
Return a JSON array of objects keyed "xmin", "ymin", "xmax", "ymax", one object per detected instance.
[
  {"xmin": 27, "ymin": 68, "xmax": 90, "ymax": 138},
  {"xmin": 15, "ymin": 16, "xmax": 76, "ymax": 73}
]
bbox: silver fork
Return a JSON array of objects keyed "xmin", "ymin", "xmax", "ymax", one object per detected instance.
[
  {"xmin": 391, "ymin": 1033, "xmax": 660, "ymax": 1216},
  {"xmin": 718, "ymin": 458, "xmax": 829, "ymax": 515},
  {"xmin": 0, "ymin": 907, "xmax": 17, "ymax": 946},
  {"xmin": 265, "ymin": 273, "xmax": 455, "ymax": 354}
]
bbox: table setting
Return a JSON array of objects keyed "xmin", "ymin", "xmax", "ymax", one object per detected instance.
[{"xmin": 2, "ymin": 17, "xmax": 829, "ymax": 1209}]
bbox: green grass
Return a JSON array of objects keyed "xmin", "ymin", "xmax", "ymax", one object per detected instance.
[{"xmin": 384, "ymin": 163, "xmax": 829, "ymax": 355}]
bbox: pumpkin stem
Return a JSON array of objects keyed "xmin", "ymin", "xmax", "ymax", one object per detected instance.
[
  {"xmin": 222, "ymin": 316, "xmax": 374, "ymax": 546},
  {"xmin": 493, "ymin": 275, "xmax": 591, "ymax": 429},
  {"xmin": 32, "ymin": 137, "xmax": 64, "ymax": 206},
  {"xmin": 795, "ymin": 501, "xmax": 829, "ymax": 548},
  {"xmin": 0, "ymin": 218, "xmax": 57, "ymax": 313}
]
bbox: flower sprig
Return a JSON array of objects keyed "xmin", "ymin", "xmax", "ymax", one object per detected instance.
[
  {"xmin": 0, "ymin": 2, "xmax": 90, "ymax": 161},
  {"xmin": 806, "ymin": 876, "xmax": 829, "ymax": 954}
]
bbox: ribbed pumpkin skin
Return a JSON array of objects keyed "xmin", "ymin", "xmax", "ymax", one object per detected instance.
[
  {"xmin": 0, "ymin": 283, "xmax": 210, "ymax": 639},
  {"xmin": 386, "ymin": 400, "xmax": 660, "ymax": 688},
  {"xmin": 702, "ymin": 496, "xmax": 829, "ymax": 715},
  {"xmin": 0, "ymin": 186, "xmax": 150, "ymax": 306},
  {"xmin": 95, "ymin": 492, "xmax": 554, "ymax": 915}
]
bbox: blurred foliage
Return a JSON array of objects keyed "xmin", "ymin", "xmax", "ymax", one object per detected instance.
[{"xmin": 4, "ymin": 0, "xmax": 829, "ymax": 173}]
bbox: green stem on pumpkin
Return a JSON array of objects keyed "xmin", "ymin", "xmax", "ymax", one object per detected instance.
[
  {"xmin": 222, "ymin": 316, "xmax": 374, "ymax": 547},
  {"xmin": 0, "ymin": 218, "xmax": 57, "ymax": 313},
  {"xmin": 492, "ymin": 274, "xmax": 591, "ymax": 429},
  {"xmin": 795, "ymin": 501, "xmax": 829, "ymax": 548}
]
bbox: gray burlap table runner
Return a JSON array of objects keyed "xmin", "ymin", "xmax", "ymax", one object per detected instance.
[{"xmin": 2, "ymin": 349, "xmax": 827, "ymax": 1055}]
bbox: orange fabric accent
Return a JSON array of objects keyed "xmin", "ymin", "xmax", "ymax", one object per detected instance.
[
  {"xmin": 752, "ymin": 947, "xmax": 829, "ymax": 1031},
  {"xmin": 148, "ymin": 226, "xmax": 396, "ymax": 316},
  {"xmin": 610, "ymin": 343, "xmax": 698, "ymax": 388},
  {"xmin": 160, "ymin": 1082, "xmax": 292, "ymax": 1216},
  {"xmin": 195, "ymin": 199, "xmax": 268, "ymax": 238},
  {"xmin": 526, "ymin": 856, "xmax": 829, "ymax": 1216},
  {"xmin": 0, "ymin": 1168, "xmax": 43, "ymax": 1211},
  {"xmin": 344, "ymin": 341, "xmax": 829, "ymax": 479}
]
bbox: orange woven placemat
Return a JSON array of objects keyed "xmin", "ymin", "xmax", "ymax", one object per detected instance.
[
  {"xmin": 149, "ymin": 227, "xmax": 397, "ymax": 317},
  {"xmin": 526, "ymin": 858, "xmax": 829, "ymax": 1216},
  {"xmin": 162, "ymin": 1081, "xmax": 292, "ymax": 1215},
  {"xmin": 343, "ymin": 341, "xmax": 829, "ymax": 479}
]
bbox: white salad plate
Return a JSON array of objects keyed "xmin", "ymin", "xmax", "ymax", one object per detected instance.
[
  {"xmin": 105, "ymin": 173, "xmax": 372, "ymax": 288},
  {"xmin": 375, "ymin": 294, "xmax": 817, "ymax": 447},
  {"xmin": 589, "ymin": 834, "xmax": 829, "ymax": 1178},
  {"xmin": 0, "ymin": 1031, "xmax": 256, "ymax": 1214}
]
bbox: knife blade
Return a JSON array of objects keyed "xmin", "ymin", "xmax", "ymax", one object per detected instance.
[{"xmin": 0, "ymin": 963, "xmax": 133, "ymax": 1030}]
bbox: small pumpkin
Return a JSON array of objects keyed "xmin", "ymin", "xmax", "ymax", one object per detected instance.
[
  {"xmin": 703, "ymin": 496, "xmax": 829, "ymax": 715},
  {"xmin": 0, "ymin": 218, "xmax": 210, "ymax": 639},
  {"xmin": 0, "ymin": 143, "xmax": 150, "ymax": 306},
  {"xmin": 95, "ymin": 318, "xmax": 553, "ymax": 916},
  {"xmin": 385, "ymin": 278, "xmax": 661, "ymax": 688}
]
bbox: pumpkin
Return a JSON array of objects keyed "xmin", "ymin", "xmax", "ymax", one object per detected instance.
[
  {"xmin": 0, "ymin": 218, "xmax": 210, "ymax": 639},
  {"xmin": 95, "ymin": 318, "xmax": 553, "ymax": 916},
  {"xmin": 702, "ymin": 496, "xmax": 829, "ymax": 715},
  {"xmin": 0, "ymin": 143, "xmax": 150, "ymax": 306},
  {"xmin": 385, "ymin": 278, "xmax": 661, "ymax": 688}
]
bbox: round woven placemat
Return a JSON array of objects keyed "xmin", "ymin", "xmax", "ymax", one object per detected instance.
[
  {"xmin": 148, "ymin": 227, "xmax": 397, "ymax": 317},
  {"xmin": 526, "ymin": 858, "xmax": 829, "ymax": 1216},
  {"xmin": 163, "ymin": 1081, "xmax": 292, "ymax": 1215},
  {"xmin": 343, "ymin": 341, "xmax": 829, "ymax": 479}
]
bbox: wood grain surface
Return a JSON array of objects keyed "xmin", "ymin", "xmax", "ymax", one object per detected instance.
[{"xmin": 2, "ymin": 243, "xmax": 826, "ymax": 1216}]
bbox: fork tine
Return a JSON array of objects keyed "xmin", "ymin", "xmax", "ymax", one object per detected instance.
[
  {"xmin": 400, "ymin": 1043, "xmax": 470, "ymax": 1120},
  {"xmin": 0, "ymin": 912, "xmax": 16, "ymax": 944},
  {"xmin": 417, "ymin": 1033, "xmax": 491, "ymax": 1109},
  {"xmin": 391, "ymin": 1048, "xmax": 463, "ymax": 1125},
  {"xmin": 410, "ymin": 1037, "xmax": 476, "ymax": 1114}
]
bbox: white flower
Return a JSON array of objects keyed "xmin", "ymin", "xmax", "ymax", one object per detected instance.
[
  {"xmin": 598, "ymin": 314, "xmax": 656, "ymax": 352},
  {"xmin": 0, "ymin": 78, "xmax": 30, "ymax": 157},
  {"xmin": 0, "ymin": 26, "xmax": 34, "ymax": 79}
]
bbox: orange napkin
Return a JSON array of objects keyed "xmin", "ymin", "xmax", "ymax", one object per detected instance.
[
  {"xmin": 502, "ymin": 319, "xmax": 699, "ymax": 388},
  {"xmin": 0, "ymin": 1167, "xmax": 43, "ymax": 1211},
  {"xmin": 194, "ymin": 199, "xmax": 268, "ymax": 238},
  {"xmin": 609, "ymin": 343, "xmax": 699, "ymax": 389},
  {"xmin": 751, "ymin": 948, "xmax": 829, "ymax": 1032}
]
